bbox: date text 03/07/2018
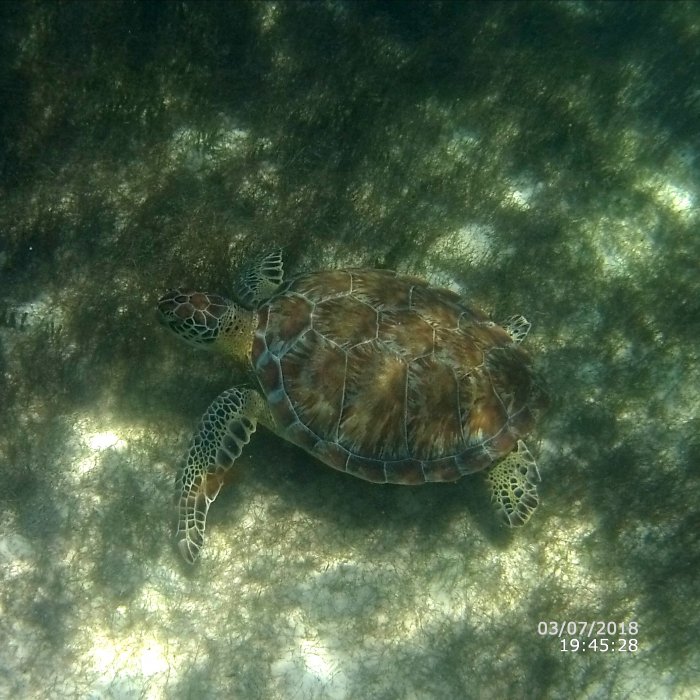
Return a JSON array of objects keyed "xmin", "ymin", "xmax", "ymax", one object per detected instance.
[{"xmin": 537, "ymin": 620, "xmax": 638, "ymax": 638}]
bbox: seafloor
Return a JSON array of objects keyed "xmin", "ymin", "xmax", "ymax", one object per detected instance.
[{"xmin": 0, "ymin": 2, "xmax": 698, "ymax": 698}]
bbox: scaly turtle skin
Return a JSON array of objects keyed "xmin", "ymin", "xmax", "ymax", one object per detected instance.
[{"xmin": 158, "ymin": 252, "xmax": 547, "ymax": 563}]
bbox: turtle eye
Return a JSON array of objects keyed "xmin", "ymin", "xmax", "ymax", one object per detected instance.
[
  {"xmin": 157, "ymin": 291, "xmax": 179, "ymax": 315},
  {"xmin": 158, "ymin": 290, "xmax": 196, "ymax": 321},
  {"xmin": 157, "ymin": 290, "xmax": 227, "ymax": 347}
]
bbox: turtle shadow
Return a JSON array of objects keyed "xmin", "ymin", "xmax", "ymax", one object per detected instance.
[{"xmin": 211, "ymin": 428, "xmax": 517, "ymax": 554}]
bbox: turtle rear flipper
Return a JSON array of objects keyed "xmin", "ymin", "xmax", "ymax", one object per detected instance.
[
  {"xmin": 502, "ymin": 315, "xmax": 531, "ymax": 345},
  {"xmin": 485, "ymin": 440, "xmax": 540, "ymax": 527},
  {"xmin": 176, "ymin": 387, "xmax": 266, "ymax": 563}
]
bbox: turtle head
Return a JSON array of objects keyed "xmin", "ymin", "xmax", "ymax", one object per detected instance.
[{"xmin": 157, "ymin": 289, "xmax": 255, "ymax": 361}]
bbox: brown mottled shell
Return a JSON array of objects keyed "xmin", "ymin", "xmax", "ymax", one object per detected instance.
[{"xmin": 251, "ymin": 269, "xmax": 546, "ymax": 484}]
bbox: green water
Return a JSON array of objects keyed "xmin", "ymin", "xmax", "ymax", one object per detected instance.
[{"xmin": 0, "ymin": 1, "xmax": 698, "ymax": 697}]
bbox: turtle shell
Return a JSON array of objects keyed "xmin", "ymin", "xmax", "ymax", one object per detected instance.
[{"xmin": 251, "ymin": 269, "xmax": 546, "ymax": 485}]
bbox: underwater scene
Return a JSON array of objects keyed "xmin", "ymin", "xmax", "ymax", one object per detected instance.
[{"xmin": 0, "ymin": 1, "xmax": 698, "ymax": 698}]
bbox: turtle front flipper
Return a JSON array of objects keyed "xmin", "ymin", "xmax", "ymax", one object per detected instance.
[
  {"xmin": 176, "ymin": 387, "xmax": 268, "ymax": 563},
  {"xmin": 235, "ymin": 249, "xmax": 284, "ymax": 308},
  {"xmin": 485, "ymin": 440, "xmax": 540, "ymax": 527}
]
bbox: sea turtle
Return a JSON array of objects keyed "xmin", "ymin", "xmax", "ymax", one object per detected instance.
[{"xmin": 158, "ymin": 252, "xmax": 547, "ymax": 563}]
